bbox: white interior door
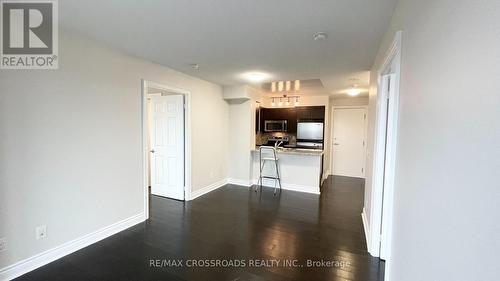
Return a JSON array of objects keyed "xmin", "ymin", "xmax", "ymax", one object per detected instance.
[
  {"xmin": 150, "ymin": 95, "xmax": 185, "ymax": 200},
  {"xmin": 332, "ymin": 108, "xmax": 366, "ymax": 178}
]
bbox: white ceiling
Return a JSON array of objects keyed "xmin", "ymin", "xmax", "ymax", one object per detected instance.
[{"xmin": 60, "ymin": 0, "xmax": 397, "ymax": 95}]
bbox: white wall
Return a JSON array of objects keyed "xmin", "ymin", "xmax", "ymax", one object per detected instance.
[
  {"xmin": 224, "ymin": 86, "xmax": 261, "ymax": 185},
  {"xmin": 227, "ymin": 99, "xmax": 254, "ymax": 183},
  {"xmin": 331, "ymin": 96, "xmax": 369, "ymax": 106},
  {"xmin": 260, "ymin": 95, "xmax": 329, "ymax": 108},
  {"xmin": 365, "ymin": 0, "xmax": 500, "ymax": 280},
  {"xmin": 0, "ymin": 31, "xmax": 228, "ymax": 269}
]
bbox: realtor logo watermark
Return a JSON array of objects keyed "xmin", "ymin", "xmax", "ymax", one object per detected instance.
[{"xmin": 1, "ymin": 0, "xmax": 58, "ymax": 69}]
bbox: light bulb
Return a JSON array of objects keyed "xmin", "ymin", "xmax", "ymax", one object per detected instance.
[
  {"xmin": 286, "ymin": 98, "xmax": 290, "ymax": 106},
  {"xmin": 278, "ymin": 98, "xmax": 283, "ymax": 106},
  {"xmin": 294, "ymin": 80, "xmax": 301, "ymax": 91},
  {"xmin": 278, "ymin": 81, "xmax": 284, "ymax": 92},
  {"xmin": 294, "ymin": 97, "xmax": 299, "ymax": 106},
  {"xmin": 271, "ymin": 82, "xmax": 276, "ymax": 92},
  {"xmin": 271, "ymin": 98, "xmax": 275, "ymax": 106},
  {"xmin": 285, "ymin": 81, "xmax": 291, "ymax": 91}
]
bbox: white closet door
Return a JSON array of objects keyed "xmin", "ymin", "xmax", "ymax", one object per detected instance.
[{"xmin": 150, "ymin": 95, "xmax": 184, "ymax": 200}]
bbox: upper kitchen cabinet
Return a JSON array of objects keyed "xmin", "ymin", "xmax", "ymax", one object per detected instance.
[
  {"xmin": 260, "ymin": 107, "xmax": 297, "ymax": 133},
  {"xmin": 296, "ymin": 106, "xmax": 325, "ymax": 121},
  {"xmin": 258, "ymin": 106, "xmax": 325, "ymax": 133}
]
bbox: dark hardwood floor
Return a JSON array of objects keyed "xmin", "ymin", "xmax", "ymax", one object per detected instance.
[{"xmin": 16, "ymin": 176, "xmax": 384, "ymax": 281}]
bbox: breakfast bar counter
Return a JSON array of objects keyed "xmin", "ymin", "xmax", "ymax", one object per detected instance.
[{"xmin": 250, "ymin": 147, "xmax": 323, "ymax": 194}]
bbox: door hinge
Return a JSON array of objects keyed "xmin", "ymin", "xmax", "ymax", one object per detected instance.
[
  {"xmin": 364, "ymin": 113, "xmax": 366, "ymax": 120},
  {"xmin": 363, "ymin": 140, "xmax": 365, "ymax": 146},
  {"xmin": 361, "ymin": 168, "xmax": 364, "ymax": 173}
]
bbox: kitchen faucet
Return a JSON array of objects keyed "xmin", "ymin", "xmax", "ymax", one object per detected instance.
[{"xmin": 274, "ymin": 140, "xmax": 283, "ymax": 148}]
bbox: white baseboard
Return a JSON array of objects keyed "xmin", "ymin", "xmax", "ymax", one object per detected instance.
[
  {"xmin": 187, "ymin": 179, "xmax": 227, "ymax": 200},
  {"xmin": 0, "ymin": 213, "xmax": 145, "ymax": 281},
  {"xmin": 227, "ymin": 178, "xmax": 252, "ymax": 187},
  {"xmin": 226, "ymin": 178, "xmax": 320, "ymax": 194},
  {"xmin": 361, "ymin": 208, "xmax": 370, "ymax": 250},
  {"xmin": 252, "ymin": 179, "xmax": 320, "ymax": 194}
]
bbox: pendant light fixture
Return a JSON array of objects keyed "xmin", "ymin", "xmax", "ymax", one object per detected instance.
[
  {"xmin": 269, "ymin": 95, "xmax": 300, "ymax": 107},
  {"xmin": 270, "ymin": 80, "xmax": 301, "ymax": 93},
  {"xmin": 268, "ymin": 80, "xmax": 300, "ymax": 107},
  {"xmin": 294, "ymin": 80, "xmax": 300, "ymax": 91}
]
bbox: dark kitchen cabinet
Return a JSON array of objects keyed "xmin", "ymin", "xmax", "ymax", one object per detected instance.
[
  {"xmin": 257, "ymin": 106, "xmax": 325, "ymax": 133},
  {"xmin": 260, "ymin": 107, "xmax": 297, "ymax": 133},
  {"xmin": 296, "ymin": 106, "xmax": 325, "ymax": 121}
]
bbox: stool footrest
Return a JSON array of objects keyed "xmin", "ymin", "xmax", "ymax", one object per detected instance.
[{"xmin": 261, "ymin": 176, "xmax": 279, "ymax": 180}]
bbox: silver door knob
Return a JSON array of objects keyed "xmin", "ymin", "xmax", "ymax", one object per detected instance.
[
  {"xmin": 333, "ymin": 143, "xmax": 340, "ymax": 145},
  {"xmin": 150, "ymin": 149, "xmax": 155, "ymax": 153}
]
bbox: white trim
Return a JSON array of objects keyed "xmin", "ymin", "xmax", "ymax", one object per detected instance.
[
  {"xmin": 252, "ymin": 179, "xmax": 320, "ymax": 194},
  {"xmin": 361, "ymin": 208, "xmax": 371, "ymax": 249},
  {"xmin": 330, "ymin": 105, "xmax": 368, "ymax": 109},
  {"xmin": 322, "ymin": 169, "xmax": 331, "ymax": 182},
  {"xmin": 227, "ymin": 178, "xmax": 252, "ymax": 187},
  {"xmin": 141, "ymin": 80, "xmax": 149, "ymax": 219},
  {"xmin": 0, "ymin": 213, "xmax": 144, "ymax": 281},
  {"xmin": 187, "ymin": 179, "xmax": 228, "ymax": 201},
  {"xmin": 330, "ymin": 106, "xmax": 369, "ymax": 178},
  {"xmin": 228, "ymin": 178, "xmax": 321, "ymax": 194},
  {"xmin": 142, "ymin": 80, "xmax": 192, "ymax": 218},
  {"xmin": 368, "ymin": 31, "xmax": 402, "ymax": 281}
]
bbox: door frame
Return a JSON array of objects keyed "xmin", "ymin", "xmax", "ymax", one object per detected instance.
[
  {"xmin": 330, "ymin": 105, "xmax": 368, "ymax": 178},
  {"xmin": 368, "ymin": 31, "xmax": 402, "ymax": 281},
  {"xmin": 141, "ymin": 80, "xmax": 192, "ymax": 220}
]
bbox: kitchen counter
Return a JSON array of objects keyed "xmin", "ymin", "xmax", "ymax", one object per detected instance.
[
  {"xmin": 251, "ymin": 147, "xmax": 324, "ymax": 194},
  {"xmin": 252, "ymin": 146, "xmax": 324, "ymax": 156}
]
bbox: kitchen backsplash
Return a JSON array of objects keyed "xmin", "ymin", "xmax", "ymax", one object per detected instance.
[{"xmin": 256, "ymin": 132, "xmax": 297, "ymax": 146}]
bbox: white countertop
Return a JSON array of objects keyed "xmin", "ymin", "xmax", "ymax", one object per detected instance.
[{"xmin": 252, "ymin": 146, "xmax": 324, "ymax": 156}]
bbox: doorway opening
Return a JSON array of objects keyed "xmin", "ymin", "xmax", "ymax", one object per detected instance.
[
  {"xmin": 368, "ymin": 31, "xmax": 402, "ymax": 281},
  {"xmin": 142, "ymin": 80, "xmax": 191, "ymax": 220}
]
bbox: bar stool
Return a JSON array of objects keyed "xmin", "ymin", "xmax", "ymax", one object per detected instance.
[{"xmin": 256, "ymin": 146, "xmax": 282, "ymax": 195}]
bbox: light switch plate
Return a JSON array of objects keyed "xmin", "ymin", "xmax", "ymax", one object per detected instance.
[
  {"xmin": 36, "ymin": 225, "xmax": 47, "ymax": 240},
  {"xmin": 0, "ymin": 237, "xmax": 6, "ymax": 252}
]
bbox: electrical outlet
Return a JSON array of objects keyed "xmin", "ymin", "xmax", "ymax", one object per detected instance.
[
  {"xmin": 35, "ymin": 225, "xmax": 47, "ymax": 240},
  {"xmin": 0, "ymin": 237, "xmax": 6, "ymax": 252}
]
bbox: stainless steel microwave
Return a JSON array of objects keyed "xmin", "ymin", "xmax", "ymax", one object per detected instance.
[{"xmin": 264, "ymin": 120, "xmax": 287, "ymax": 132}]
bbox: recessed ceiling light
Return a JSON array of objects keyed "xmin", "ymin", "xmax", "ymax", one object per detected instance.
[
  {"xmin": 313, "ymin": 32, "xmax": 327, "ymax": 41},
  {"xmin": 346, "ymin": 84, "xmax": 363, "ymax": 96},
  {"xmin": 240, "ymin": 71, "xmax": 271, "ymax": 83},
  {"xmin": 347, "ymin": 88, "xmax": 361, "ymax": 96}
]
